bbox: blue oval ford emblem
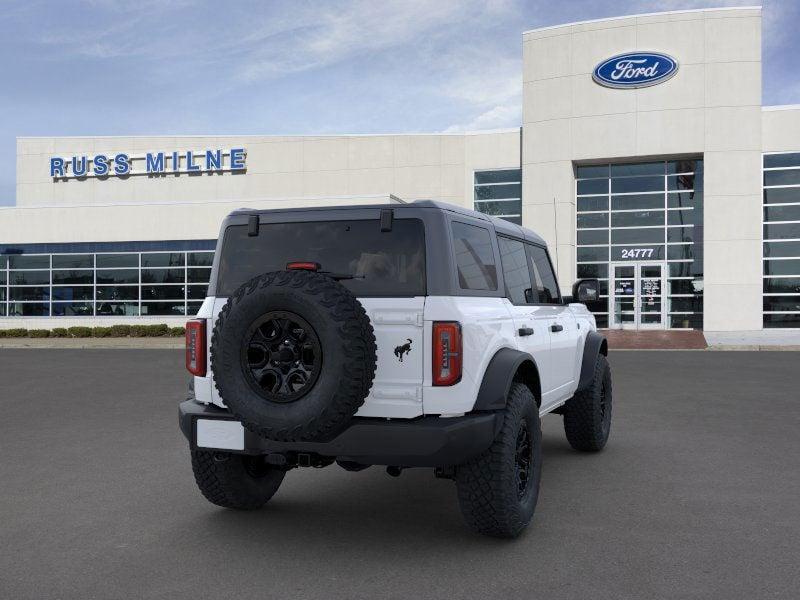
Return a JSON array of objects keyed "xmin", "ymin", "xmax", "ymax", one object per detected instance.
[{"xmin": 593, "ymin": 52, "xmax": 678, "ymax": 89}]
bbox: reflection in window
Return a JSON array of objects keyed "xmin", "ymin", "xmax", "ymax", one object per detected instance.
[
  {"xmin": 9, "ymin": 255, "xmax": 49, "ymax": 269},
  {"xmin": 52, "ymin": 254, "xmax": 93, "ymax": 269},
  {"xmin": 527, "ymin": 244, "xmax": 560, "ymax": 304},
  {"xmin": 53, "ymin": 270, "xmax": 93, "ymax": 284},
  {"xmin": 451, "ymin": 222, "xmax": 498, "ymax": 291},
  {"xmin": 52, "ymin": 302, "xmax": 94, "ymax": 316},
  {"xmin": 10, "ymin": 287, "xmax": 50, "ymax": 301},
  {"xmin": 763, "ymin": 152, "xmax": 800, "ymax": 328},
  {"xmin": 0, "ymin": 248, "xmax": 215, "ymax": 319},
  {"xmin": 96, "ymin": 254, "xmax": 138, "ymax": 268},
  {"xmin": 141, "ymin": 302, "xmax": 186, "ymax": 316},
  {"xmin": 10, "ymin": 271, "xmax": 50, "ymax": 285},
  {"xmin": 141, "ymin": 268, "xmax": 185, "ymax": 284},
  {"xmin": 141, "ymin": 253, "xmax": 185, "ymax": 268},
  {"xmin": 96, "ymin": 302, "xmax": 139, "ymax": 316},
  {"xmin": 8, "ymin": 303, "xmax": 49, "ymax": 316},
  {"xmin": 576, "ymin": 159, "xmax": 704, "ymax": 329},
  {"xmin": 498, "ymin": 237, "xmax": 532, "ymax": 304},
  {"xmin": 52, "ymin": 286, "xmax": 93, "ymax": 301},
  {"xmin": 473, "ymin": 169, "xmax": 522, "ymax": 225}
]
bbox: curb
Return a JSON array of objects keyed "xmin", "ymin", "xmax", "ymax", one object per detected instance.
[
  {"xmin": 707, "ymin": 344, "xmax": 800, "ymax": 351},
  {"xmin": 0, "ymin": 338, "xmax": 184, "ymax": 349},
  {"xmin": 609, "ymin": 345, "xmax": 800, "ymax": 351}
]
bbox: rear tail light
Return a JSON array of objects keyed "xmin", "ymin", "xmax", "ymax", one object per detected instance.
[
  {"xmin": 186, "ymin": 319, "xmax": 206, "ymax": 376},
  {"xmin": 433, "ymin": 321, "xmax": 462, "ymax": 386},
  {"xmin": 286, "ymin": 261, "xmax": 320, "ymax": 271}
]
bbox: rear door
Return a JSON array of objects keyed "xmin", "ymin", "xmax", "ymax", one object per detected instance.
[
  {"xmin": 497, "ymin": 236, "xmax": 551, "ymax": 401},
  {"xmin": 526, "ymin": 243, "xmax": 579, "ymax": 407}
]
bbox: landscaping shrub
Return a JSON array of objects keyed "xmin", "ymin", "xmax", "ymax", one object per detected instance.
[
  {"xmin": 3, "ymin": 328, "xmax": 28, "ymax": 337},
  {"xmin": 144, "ymin": 324, "xmax": 169, "ymax": 337},
  {"xmin": 0, "ymin": 323, "xmax": 179, "ymax": 339},
  {"xmin": 67, "ymin": 326, "xmax": 92, "ymax": 338},
  {"xmin": 129, "ymin": 325, "xmax": 148, "ymax": 337},
  {"xmin": 109, "ymin": 324, "xmax": 132, "ymax": 337}
]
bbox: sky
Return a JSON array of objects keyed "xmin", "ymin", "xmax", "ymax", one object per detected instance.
[{"xmin": 1, "ymin": 0, "xmax": 798, "ymax": 206}]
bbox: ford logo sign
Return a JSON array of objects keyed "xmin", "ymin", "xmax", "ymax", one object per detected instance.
[{"xmin": 593, "ymin": 52, "xmax": 678, "ymax": 89}]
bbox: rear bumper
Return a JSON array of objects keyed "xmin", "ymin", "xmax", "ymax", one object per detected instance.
[{"xmin": 179, "ymin": 400, "xmax": 500, "ymax": 467}]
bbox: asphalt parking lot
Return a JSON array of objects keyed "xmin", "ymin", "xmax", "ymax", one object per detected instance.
[{"xmin": 1, "ymin": 350, "xmax": 798, "ymax": 600}]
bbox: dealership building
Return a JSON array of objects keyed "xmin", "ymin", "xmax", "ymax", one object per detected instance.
[{"xmin": 1, "ymin": 6, "xmax": 799, "ymax": 334}]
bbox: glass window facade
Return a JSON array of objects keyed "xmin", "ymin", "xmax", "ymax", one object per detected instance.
[
  {"xmin": 474, "ymin": 169, "xmax": 522, "ymax": 225},
  {"xmin": 0, "ymin": 249, "xmax": 214, "ymax": 318},
  {"xmin": 763, "ymin": 153, "xmax": 800, "ymax": 328},
  {"xmin": 576, "ymin": 159, "xmax": 704, "ymax": 329}
]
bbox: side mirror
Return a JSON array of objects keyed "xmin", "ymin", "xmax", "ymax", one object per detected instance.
[{"xmin": 572, "ymin": 278, "xmax": 600, "ymax": 304}]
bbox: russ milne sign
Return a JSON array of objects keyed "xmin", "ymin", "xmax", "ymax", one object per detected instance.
[
  {"xmin": 592, "ymin": 52, "xmax": 678, "ymax": 89},
  {"xmin": 49, "ymin": 148, "xmax": 246, "ymax": 179}
]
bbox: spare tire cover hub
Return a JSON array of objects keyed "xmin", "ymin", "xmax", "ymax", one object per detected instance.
[{"xmin": 242, "ymin": 311, "xmax": 322, "ymax": 403}]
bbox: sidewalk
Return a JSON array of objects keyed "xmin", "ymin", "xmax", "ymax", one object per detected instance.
[
  {"xmin": 1, "ymin": 331, "xmax": 798, "ymax": 351},
  {"xmin": 704, "ymin": 329, "xmax": 800, "ymax": 351},
  {"xmin": 0, "ymin": 338, "xmax": 184, "ymax": 349},
  {"xmin": 601, "ymin": 328, "xmax": 800, "ymax": 350},
  {"xmin": 602, "ymin": 329, "xmax": 708, "ymax": 350}
]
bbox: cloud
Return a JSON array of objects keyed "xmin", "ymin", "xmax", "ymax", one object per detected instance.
[
  {"xmin": 234, "ymin": 0, "xmax": 485, "ymax": 82},
  {"xmin": 443, "ymin": 103, "xmax": 521, "ymax": 132}
]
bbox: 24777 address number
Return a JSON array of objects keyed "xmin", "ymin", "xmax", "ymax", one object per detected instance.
[{"xmin": 620, "ymin": 248, "xmax": 655, "ymax": 259}]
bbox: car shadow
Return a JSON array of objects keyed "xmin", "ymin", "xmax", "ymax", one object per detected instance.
[{"xmin": 171, "ymin": 430, "xmax": 585, "ymax": 548}]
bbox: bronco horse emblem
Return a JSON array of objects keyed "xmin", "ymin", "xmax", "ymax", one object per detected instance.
[{"xmin": 394, "ymin": 338, "xmax": 413, "ymax": 362}]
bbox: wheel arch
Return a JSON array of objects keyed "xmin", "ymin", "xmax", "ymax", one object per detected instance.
[
  {"xmin": 473, "ymin": 347, "xmax": 542, "ymax": 411},
  {"xmin": 576, "ymin": 330, "xmax": 608, "ymax": 392}
]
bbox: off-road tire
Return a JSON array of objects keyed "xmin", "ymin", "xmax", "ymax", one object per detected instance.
[
  {"xmin": 455, "ymin": 383, "xmax": 542, "ymax": 538},
  {"xmin": 191, "ymin": 450, "xmax": 285, "ymax": 510},
  {"xmin": 563, "ymin": 354, "xmax": 612, "ymax": 451},
  {"xmin": 211, "ymin": 270, "xmax": 377, "ymax": 442}
]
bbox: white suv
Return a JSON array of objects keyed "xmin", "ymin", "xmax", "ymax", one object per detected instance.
[{"xmin": 179, "ymin": 200, "xmax": 612, "ymax": 538}]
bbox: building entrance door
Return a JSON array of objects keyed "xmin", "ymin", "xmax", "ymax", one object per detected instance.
[{"xmin": 610, "ymin": 262, "xmax": 666, "ymax": 330}]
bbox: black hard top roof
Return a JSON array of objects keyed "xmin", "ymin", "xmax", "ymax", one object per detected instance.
[{"xmin": 229, "ymin": 199, "xmax": 546, "ymax": 246}]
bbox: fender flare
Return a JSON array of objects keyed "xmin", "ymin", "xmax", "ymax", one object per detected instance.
[
  {"xmin": 576, "ymin": 330, "xmax": 608, "ymax": 392},
  {"xmin": 472, "ymin": 347, "xmax": 541, "ymax": 412}
]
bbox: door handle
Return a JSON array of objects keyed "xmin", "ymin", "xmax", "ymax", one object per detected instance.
[
  {"xmin": 550, "ymin": 323, "xmax": 564, "ymax": 333},
  {"xmin": 518, "ymin": 327, "xmax": 534, "ymax": 337}
]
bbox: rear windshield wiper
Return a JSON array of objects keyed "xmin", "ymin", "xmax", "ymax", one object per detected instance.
[{"xmin": 320, "ymin": 271, "xmax": 365, "ymax": 281}]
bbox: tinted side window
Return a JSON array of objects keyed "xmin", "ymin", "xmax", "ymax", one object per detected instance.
[
  {"xmin": 451, "ymin": 222, "xmax": 498, "ymax": 291},
  {"xmin": 498, "ymin": 237, "xmax": 532, "ymax": 304},
  {"xmin": 526, "ymin": 244, "xmax": 561, "ymax": 303}
]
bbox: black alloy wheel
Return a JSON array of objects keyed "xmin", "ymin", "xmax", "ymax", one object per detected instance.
[
  {"xmin": 514, "ymin": 422, "xmax": 533, "ymax": 499},
  {"xmin": 241, "ymin": 311, "xmax": 322, "ymax": 403}
]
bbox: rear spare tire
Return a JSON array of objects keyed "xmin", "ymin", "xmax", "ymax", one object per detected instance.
[{"xmin": 211, "ymin": 270, "xmax": 377, "ymax": 442}]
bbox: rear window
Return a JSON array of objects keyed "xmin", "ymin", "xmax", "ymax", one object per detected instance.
[{"xmin": 216, "ymin": 219, "xmax": 426, "ymax": 297}]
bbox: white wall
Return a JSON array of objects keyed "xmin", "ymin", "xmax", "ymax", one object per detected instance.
[
  {"xmin": 16, "ymin": 131, "xmax": 520, "ymax": 212},
  {"xmin": 6, "ymin": 130, "xmax": 521, "ymax": 329},
  {"xmin": 763, "ymin": 106, "xmax": 800, "ymax": 152},
  {"xmin": 522, "ymin": 6, "xmax": 763, "ymax": 331}
]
